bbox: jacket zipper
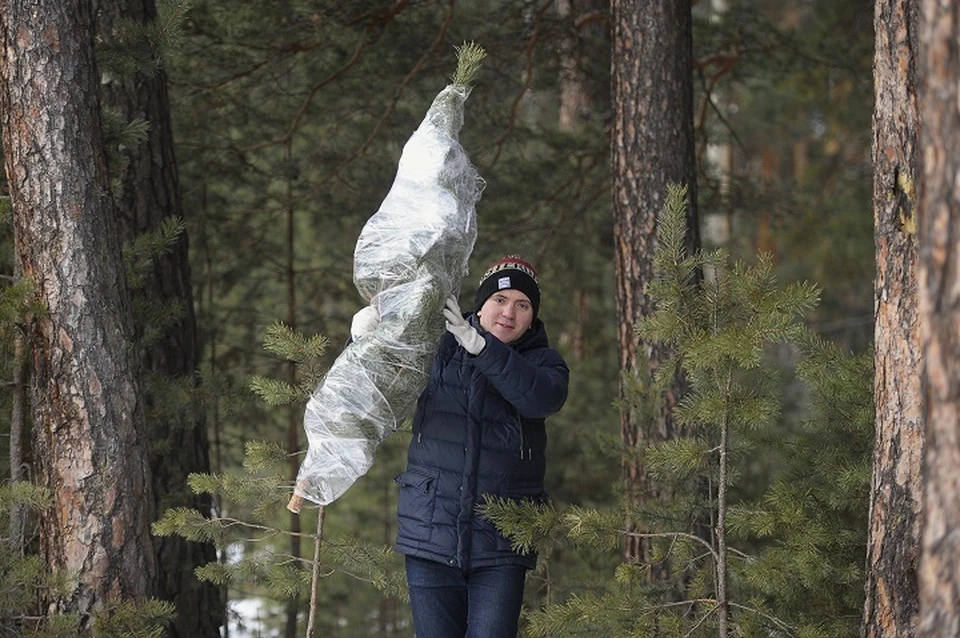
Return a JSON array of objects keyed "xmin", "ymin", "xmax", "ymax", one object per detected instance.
[
  {"xmin": 416, "ymin": 389, "xmax": 431, "ymax": 443},
  {"xmin": 515, "ymin": 407, "xmax": 531, "ymax": 460}
]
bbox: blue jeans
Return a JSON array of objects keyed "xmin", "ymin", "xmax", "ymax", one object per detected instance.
[{"xmin": 405, "ymin": 555, "xmax": 527, "ymax": 638}]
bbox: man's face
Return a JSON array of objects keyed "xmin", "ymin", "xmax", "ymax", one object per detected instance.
[{"xmin": 477, "ymin": 289, "xmax": 534, "ymax": 343}]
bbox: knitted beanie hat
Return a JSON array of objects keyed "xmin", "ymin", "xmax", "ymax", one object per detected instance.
[{"xmin": 473, "ymin": 255, "xmax": 541, "ymax": 319}]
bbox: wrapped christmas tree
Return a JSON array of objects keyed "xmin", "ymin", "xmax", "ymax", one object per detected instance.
[{"xmin": 289, "ymin": 44, "xmax": 486, "ymax": 510}]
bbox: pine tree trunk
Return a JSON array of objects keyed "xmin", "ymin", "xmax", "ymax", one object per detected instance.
[
  {"xmin": 611, "ymin": 0, "xmax": 699, "ymax": 564},
  {"xmin": 95, "ymin": 0, "xmax": 224, "ymax": 633},
  {"xmin": 864, "ymin": 0, "xmax": 922, "ymax": 635},
  {"xmin": 0, "ymin": 0, "xmax": 157, "ymax": 621},
  {"xmin": 284, "ymin": 141, "xmax": 302, "ymax": 638},
  {"xmin": 917, "ymin": 0, "xmax": 960, "ymax": 633},
  {"xmin": 557, "ymin": 0, "xmax": 604, "ymax": 362},
  {"xmin": 557, "ymin": 0, "xmax": 603, "ymax": 132}
]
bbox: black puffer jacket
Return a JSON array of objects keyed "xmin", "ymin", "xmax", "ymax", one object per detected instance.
[{"xmin": 394, "ymin": 314, "xmax": 569, "ymax": 570}]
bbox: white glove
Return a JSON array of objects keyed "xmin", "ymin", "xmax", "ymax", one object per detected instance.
[
  {"xmin": 443, "ymin": 295, "xmax": 485, "ymax": 355},
  {"xmin": 350, "ymin": 305, "xmax": 380, "ymax": 340}
]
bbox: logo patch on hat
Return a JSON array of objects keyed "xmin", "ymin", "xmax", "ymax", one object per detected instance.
[{"xmin": 497, "ymin": 276, "xmax": 511, "ymax": 290}]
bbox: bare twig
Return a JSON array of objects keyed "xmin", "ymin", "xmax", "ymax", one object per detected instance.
[
  {"xmin": 241, "ymin": 33, "xmax": 372, "ymax": 153},
  {"xmin": 682, "ymin": 604, "xmax": 719, "ymax": 638},
  {"xmin": 305, "ymin": 505, "xmax": 326, "ymax": 638},
  {"xmin": 716, "ymin": 371, "xmax": 732, "ymax": 638},
  {"xmin": 623, "ymin": 529, "xmax": 719, "ymax": 564},
  {"xmin": 212, "ymin": 515, "xmax": 319, "ymax": 540},
  {"xmin": 728, "ymin": 602, "xmax": 796, "ymax": 636},
  {"xmin": 316, "ymin": 0, "xmax": 455, "ymax": 190},
  {"xmin": 486, "ymin": 0, "xmax": 555, "ymax": 166},
  {"xmin": 637, "ymin": 598, "xmax": 717, "ymax": 615}
]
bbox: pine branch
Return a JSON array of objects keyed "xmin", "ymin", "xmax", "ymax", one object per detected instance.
[
  {"xmin": 153, "ymin": 507, "xmax": 321, "ymax": 547},
  {"xmin": 91, "ymin": 599, "xmax": 176, "ymax": 638},
  {"xmin": 657, "ymin": 183, "xmax": 692, "ymax": 268},
  {"xmin": 451, "ymin": 41, "xmax": 486, "ymax": 87},
  {"xmin": 153, "ymin": 0, "xmax": 192, "ymax": 53},
  {"xmin": 478, "ymin": 496, "xmax": 558, "ymax": 554},
  {"xmin": 250, "ymin": 375, "xmax": 303, "ymax": 406},
  {"xmin": 123, "ymin": 217, "xmax": 186, "ymax": 289},
  {"xmin": 243, "ymin": 440, "xmax": 291, "ymax": 472},
  {"xmin": 261, "ymin": 320, "xmax": 328, "ymax": 362}
]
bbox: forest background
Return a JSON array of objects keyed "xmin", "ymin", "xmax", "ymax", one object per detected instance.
[{"xmin": 0, "ymin": 0, "xmax": 899, "ymax": 636}]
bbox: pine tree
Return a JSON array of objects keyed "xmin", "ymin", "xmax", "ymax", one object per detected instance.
[
  {"xmin": 483, "ymin": 184, "xmax": 869, "ymax": 637},
  {"xmin": 732, "ymin": 337, "xmax": 871, "ymax": 637},
  {"xmin": 0, "ymin": 164, "xmax": 190, "ymax": 638},
  {"xmin": 154, "ymin": 321, "xmax": 411, "ymax": 637}
]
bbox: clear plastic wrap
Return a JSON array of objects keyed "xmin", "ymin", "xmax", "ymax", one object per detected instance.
[{"xmin": 292, "ymin": 83, "xmax": 484, "ymax": 506}]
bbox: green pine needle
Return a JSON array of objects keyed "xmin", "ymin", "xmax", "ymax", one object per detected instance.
[
  {"xmin": 92, "ymin": 599, "xmax": 176, "ymax": 638},
  {"xmin": 261, "ymin": 320, "xmax": 328, "ymax": 362},
  {"xmin": 451, "ymin": 41, "xmax": 486, "ymax": 87},
  {"xmin": 250, "ymin": 375, "xmax": 302, "ymax": 406}
]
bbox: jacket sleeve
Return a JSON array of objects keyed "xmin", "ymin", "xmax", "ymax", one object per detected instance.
[{"xmin": 469, "ymin": 335, "xmax": 569, "ymax": 419}]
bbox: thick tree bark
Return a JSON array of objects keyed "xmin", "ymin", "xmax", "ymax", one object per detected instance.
[
  {"xmin": 917, "ymin": 0, "xmax": 960, "ymax": 634},
  {"xmin": 9, "ymin": 329, "xmax": 28, "ymax": 552},
  {"xmin": 611, "ymin": 0, "xmax": 699, "ymax": 563},
  {"xmin": 94, "ymin": 1, "xmax": 223, "ymax": 634},
  {"xmin": 863, "ymin": 1, "xmax": 923, "ymax": 636},
  {"xmin": 0, "ymin": 0, "xmax": 157, "ymax": 623}
]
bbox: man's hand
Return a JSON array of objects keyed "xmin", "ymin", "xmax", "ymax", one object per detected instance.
[
  {"xmin": 442, "ymin": 295, "xmax": 485, "ymax": 355},
  {"xmin": 350, "ymin": 305, "xmax": 380, "ymax": 340}
]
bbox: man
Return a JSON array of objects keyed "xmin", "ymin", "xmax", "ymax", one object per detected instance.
[{"xmin": 355, "ymin": 254, "xmax": 569, "ymax": 637}]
